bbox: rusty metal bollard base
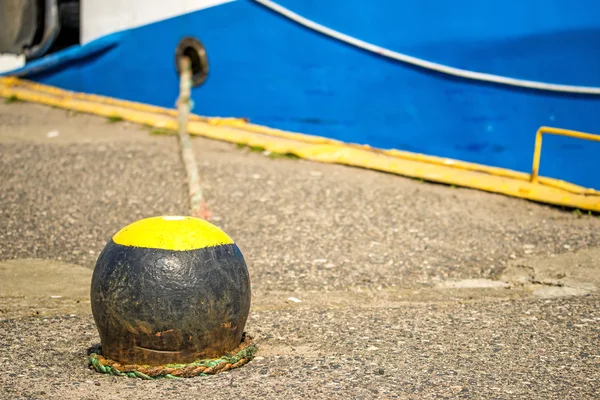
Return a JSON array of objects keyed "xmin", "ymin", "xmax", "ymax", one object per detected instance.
[
  {"xmin": 88, "ymin": 334, "xmax": 257, "ymax": 379},
  {"xmin": 90, "ymin": 216, "xmax": 252, "ymax": 366}
]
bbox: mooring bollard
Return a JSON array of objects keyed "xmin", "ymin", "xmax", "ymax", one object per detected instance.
[{"xmin": 88, "ymin": 216, "xmax": 254, "ymax": 379}]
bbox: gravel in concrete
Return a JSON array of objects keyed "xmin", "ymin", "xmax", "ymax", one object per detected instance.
[
  {"xmin": 1, "ymin": 296, "xmax": 599, "ymax": 399},
  {"xmin": 1, "ymin": 102, "xmax": 599, "ymax": 399},
  {"xmin": 0, "ymin": 103, "xmax": 188, "ymax": 267}
]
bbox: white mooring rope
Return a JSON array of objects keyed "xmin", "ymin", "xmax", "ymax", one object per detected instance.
[{"xmin": 177, "ymin": 57, "xmax": 211, "ymax": 220}]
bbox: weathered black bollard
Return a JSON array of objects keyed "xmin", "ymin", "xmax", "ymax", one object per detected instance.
[{"xmin": 90, "ymin": 216, "xmax": 251, "ymax": 366}]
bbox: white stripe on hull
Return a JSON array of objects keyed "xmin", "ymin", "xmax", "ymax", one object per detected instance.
[
  {"xmin": 0, "ymin": 54, "xmax": 25, "ymax": 74},
  {"xmin": 81, "ymin": 0, "xmax": 236, "ymax": 44}
]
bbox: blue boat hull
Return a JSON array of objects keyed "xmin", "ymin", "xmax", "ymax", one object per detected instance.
[{"xmin": 17, "ymin": 0, "xmax": 600, "ymax": 188}]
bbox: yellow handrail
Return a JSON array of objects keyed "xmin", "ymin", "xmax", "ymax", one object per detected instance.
[
  {"xmin": 2, "ymin": 76, "xmax": 599, "ymax": 210},
  {"xmin": 531, "ymin": 126, "xmax": 600, "ymax": 183}
]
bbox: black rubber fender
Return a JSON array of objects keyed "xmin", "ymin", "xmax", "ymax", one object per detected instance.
[{"xmin": 58, "ymin": 0, "xmax": 80, "ymax": 31}]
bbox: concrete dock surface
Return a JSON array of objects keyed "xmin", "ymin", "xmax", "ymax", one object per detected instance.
[{"xmin": 1, "ymin": 102, "xmax": 599, "ymax": 399}]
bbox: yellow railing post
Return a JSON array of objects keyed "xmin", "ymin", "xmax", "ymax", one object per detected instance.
[
  {"xmin": 530, "ymin": 126, "xmax": 600, "ymax": 183},
  {"xmin": 530, "ymin": 129, "xmax": 544, "ymax": 183}
]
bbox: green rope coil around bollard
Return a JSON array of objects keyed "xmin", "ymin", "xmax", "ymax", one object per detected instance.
[{"xmin": 88, "ymin": 335, "xmax": 257, "ymax": 379}]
